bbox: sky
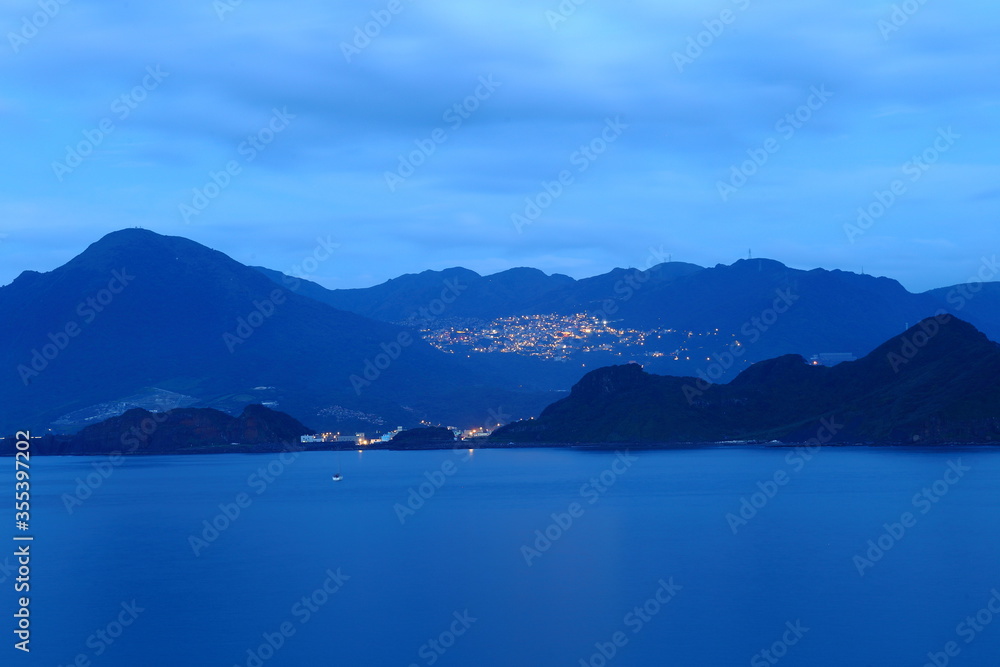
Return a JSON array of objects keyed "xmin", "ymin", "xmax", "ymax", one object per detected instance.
[{"xmin": 1, "ymin": 0, "xmax": 997, "ymax": 293}]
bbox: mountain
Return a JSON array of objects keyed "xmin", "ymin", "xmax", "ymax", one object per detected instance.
[
  {"xmin": 8, "ymin": 404, "xmax": 314, "ymax": 455},
  {"xmin": 258, "ymin": 257, "xmax": 997, "ymax": 382},
  {"xmin": 256, "ymin": 262, "xmax": 704, "ymax": 322},
  {"xmin": 493, "ymin": 316, "xmax": 1000, "ymax": 444},
  {"xmin": 256, "ymin": 265, "xmax": 574, "ymax": 322},
  {"xmin": 924, "ymin": 281, "xmax": 1000, "ymax": 344},
  {"xmin": 3, "ymin": 404, "xmax": 314, "ymax": 455},
  {"xmin": 0, "ymin": 229, "xmax": 555, "ymax": 435},
  {"xmin": 8, "ymin": 230, "xmax": 997, "ymax": 439}
]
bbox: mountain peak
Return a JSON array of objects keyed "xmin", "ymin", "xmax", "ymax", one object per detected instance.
[
  {"xmin": 728, "ymin": 353, "xmax": 814, "ymax": 387},
  {"xmin": 571, "ymin": 363, "xmax": 648, "ymax": 397},
  {"xmin": 868, "ymin": 315, "xmax": 997, "ymax": 370},
  {"xmin": 386, "ymin": 266, "xmax": 481, "ymax": 286},
  {"xmin": 85, "ymin": 227, "xmax": 184, "ymax": 256},
  {"xmin": 484, "ymin": 266, "xmax": 576, "ymax": 290},
  {"xmin": 95, "ymin": 227, "xmax": 164, "ymax": 243},
  {"xmin": 727, "ymin": 258, "xmax": 789, "ymax": 272},
  {"xmin": 4, "ymin": 226, "xmax": 258, "ymax": 302},
  {"xmin": 488, "ymin": 267, "xmax": 550, "ymax": 279},
  {"xmin": 65, "ymin": 227, "xmax": 223, "ymax": 276}
]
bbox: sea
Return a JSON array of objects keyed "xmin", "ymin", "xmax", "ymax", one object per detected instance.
[{"xmin": 9, "ymin": 446, "xmax": 1000, "ymax": 666}]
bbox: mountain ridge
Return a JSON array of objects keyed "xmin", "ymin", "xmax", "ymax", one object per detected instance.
[
  {"xmin": 5, "ymin": 229, "xmax": 998, "ymax": 437},
  {"xmin": 255, "ymin": 256, "xmax": 1000, "ymax": 380}
]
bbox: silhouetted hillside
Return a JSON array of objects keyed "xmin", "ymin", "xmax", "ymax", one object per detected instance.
[
  {"xmin": 1, "ymin": 404, "xmax": 312, "ymax": 455},
  {"xmin": 493, "ymin": 316, "xmax": 1000, "ymax": 444},
  {"xmin": 0, "ymin": 229, "xmax": 555, "ymax": 434}
]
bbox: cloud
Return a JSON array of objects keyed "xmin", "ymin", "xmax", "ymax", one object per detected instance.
[{"xmin": 0, "ymin": 0, "xmax": 996, "ymax": 293}]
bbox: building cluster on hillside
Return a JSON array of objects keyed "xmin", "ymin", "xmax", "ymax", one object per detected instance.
[
  {"xmin": 418, "ymin": 314, "xmax": 745, "ymax": 362},
  {"xmin": 315, "ymin": 404, "xmax": 386, "ymax": 425}
]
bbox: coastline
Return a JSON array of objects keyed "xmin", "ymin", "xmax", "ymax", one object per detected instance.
[{"xmin": 4, "ymin": 439, "xmax": 999, "ymax": 457}]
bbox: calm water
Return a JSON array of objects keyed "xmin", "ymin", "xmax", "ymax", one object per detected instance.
[{"xmin": 9, "ymin": 446, "xmax": 1000, "ymax": 666}]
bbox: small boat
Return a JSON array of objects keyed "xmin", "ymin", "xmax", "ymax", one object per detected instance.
[{"xmin": 332, "ymin": 450, "xmax": 343, "ymax": 481}]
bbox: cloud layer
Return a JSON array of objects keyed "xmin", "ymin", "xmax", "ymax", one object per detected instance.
[{"xmin": 1, "ymin": 0, "xmax": 997, "ymax": 291}]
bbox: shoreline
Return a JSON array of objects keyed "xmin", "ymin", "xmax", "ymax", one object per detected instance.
[{"xmin": 4, "ymin": 439, "xmax": 999, "ymax": 457}]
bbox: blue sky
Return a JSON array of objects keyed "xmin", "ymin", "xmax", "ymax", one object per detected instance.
[{"xmin": 1, "ymin": 0, "xmax": 997, "ymax": 292}]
